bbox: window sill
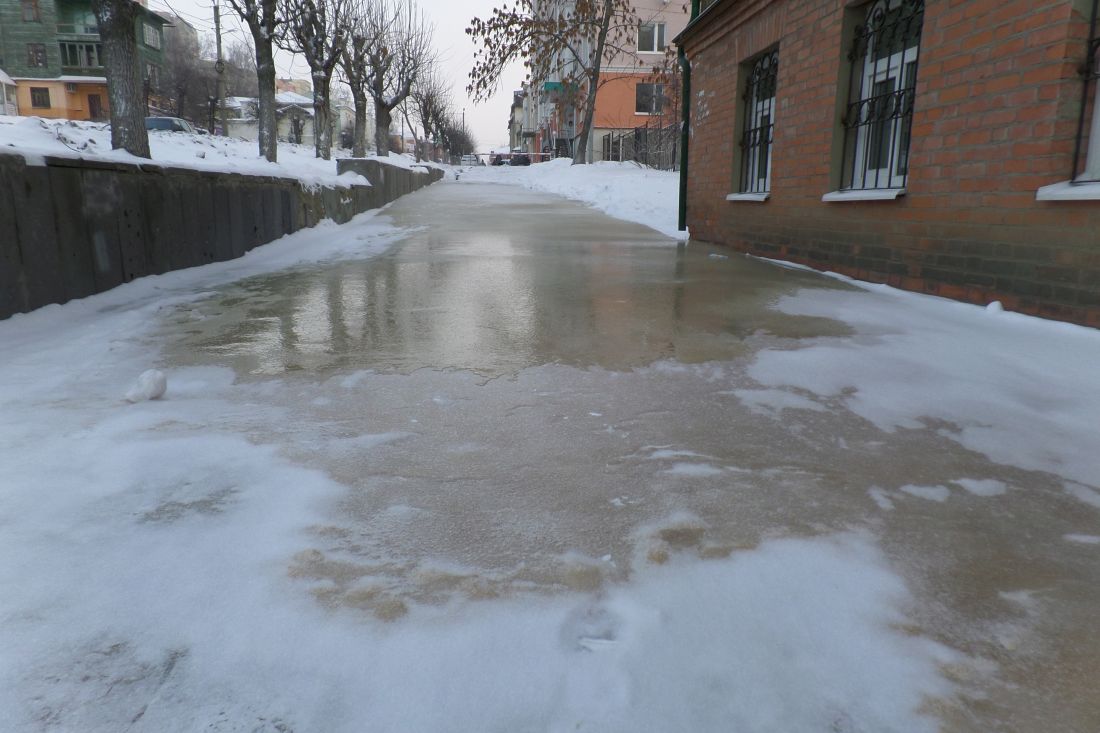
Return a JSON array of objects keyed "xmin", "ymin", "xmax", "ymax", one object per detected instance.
[
  {"xmin": 822, "ymin": 188, "xmax": 906, "ymax": 202},
  {"xmin": 1036, "ymin": 180, "xmax": 1100, "ymax": 201},
  {"xmin": 726, "ymin": 192, "xmax": 769, "ymax": 202}
]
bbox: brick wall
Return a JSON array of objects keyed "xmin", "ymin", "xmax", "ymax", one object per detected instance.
[{"xmin": 682, "ymin": 0, "xmax": 1100, "ymax": 327}]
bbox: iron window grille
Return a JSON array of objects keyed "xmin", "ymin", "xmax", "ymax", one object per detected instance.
[
  {"xmin": 739, "ymin": 50, "xmax": 778, "ymax": 194},
  {"xmin": 840, "ymin": 0, "xmax": 924, "ymax": 191},
  {"xmin": 1071, "ymin": 0, "xmax": 1100, "ymax": 183}
]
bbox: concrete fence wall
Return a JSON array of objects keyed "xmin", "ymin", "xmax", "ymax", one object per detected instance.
[{"xmin": 0, "ymin": 153, "xmax": 443, "ymax": 320}]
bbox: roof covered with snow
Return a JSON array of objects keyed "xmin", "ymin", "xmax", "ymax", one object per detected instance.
[
  {"xmin": 275, "ymin": 91, "xmax": 313, "ymax": 106},
  {"xmin": 0, "ymin": 69, "xmax": 14, "ymax": 87}
]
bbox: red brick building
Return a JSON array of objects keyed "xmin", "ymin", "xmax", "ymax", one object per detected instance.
[{"xmin": 679, "ymin": 0, "xmax": 1100, "ymax": 326}]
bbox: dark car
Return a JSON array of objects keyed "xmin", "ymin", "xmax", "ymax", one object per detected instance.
[
  {"xmin": 145, "ymin": 116, "xmax": 196, "ymax": 133},
  {"xmin": 509, "ymin": 153, "xmax": 531, "ymax": 166},
  {"xmin": 491, "ymin": 155, "xmax": 507, "ymax": 166}
]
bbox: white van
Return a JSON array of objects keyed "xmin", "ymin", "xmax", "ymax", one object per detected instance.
[{"xmin": 460, "ymin": 154, "xmax": 479, "ymax": 166}]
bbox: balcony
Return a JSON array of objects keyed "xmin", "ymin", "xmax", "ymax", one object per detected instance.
[{"xmin": 56, "ymin": 23, "xmax": 100, "ymax": 39}]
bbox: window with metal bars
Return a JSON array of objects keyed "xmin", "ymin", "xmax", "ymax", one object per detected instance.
[
  {"xmin": 1072, "ymin": 0, "xmax": 1100, "ymax": 183},
  {"xmin": 839, "ymin": 0, "xmax": 923, "ymax": 191},
  {"xmin": 739, "ymin": 50, "xmax": 778, "ymax": 194}
]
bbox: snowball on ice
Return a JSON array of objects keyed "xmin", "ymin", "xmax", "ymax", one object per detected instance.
[{"xmin": 125, "ymin": 369, "xmax": 167, "ymax": 403}]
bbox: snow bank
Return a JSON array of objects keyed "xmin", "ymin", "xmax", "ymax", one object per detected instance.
[
  {"xmin": 0, "ymin": 115, "xmax": 431, "ymax": 187},
  {"xmin": 457, "ymin": 158, "xmax": 684, "ymax": 239}
]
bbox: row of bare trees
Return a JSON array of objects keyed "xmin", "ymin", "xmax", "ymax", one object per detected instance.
[
  {"xmin": 95, "ymin": 0, "xmax": 459, "ymax": 164},
  {"xmin": 226, "ymin": 0, "xmax": 438, "ymax": 162}
]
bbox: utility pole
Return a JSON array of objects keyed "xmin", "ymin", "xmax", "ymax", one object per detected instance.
[{"xmin": 213, "ymin": 0, "xmax": 227, "ymax": 135}]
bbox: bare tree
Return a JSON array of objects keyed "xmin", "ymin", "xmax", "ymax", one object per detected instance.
[
  {"xmin": 91, "ymin": 0, "xmax": 150, "ymax": 157},
  {"xmin": 278, "ymin": 0, "xmax": 349, "ymax": 159},
  {"xmin": 405, "ymin": 66, "xmax": 449, "ymax": 161},
  {"xmin": 223, "ymin": 38, "xmax": 260, "ymax": 98},
  {"xmin": 339, "ymin": 0, "xmax": 383, "ymax": 157},
  {"xmin": 162, "ymin": 17, "xmax": 216, "ymax": 124},
  {"xmin": 467, "ymin": 0, "xmax": 638, "ymax": 164},
  {"xmin": 439, "ymin": 113, "xmax": 475, "ymax": 161},
  {"xmin": 224, "ymin": 0, "xmax": 281, "ymax": 161},
  {"xmin": 352, "ymin": 0, "xmax": 434, "ymax": 156}
]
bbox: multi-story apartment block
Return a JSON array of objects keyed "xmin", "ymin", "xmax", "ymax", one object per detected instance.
[
  {"xmin": 0, "ymin": 0, "xmax": 167, "ymax": 120},
  {"xmin": 590, "ymin": 0, "xmax": 688, "ymax": 161},
  {"xmin": 518, "ymin": 0, "xmax": 689, "ymax": 162}
]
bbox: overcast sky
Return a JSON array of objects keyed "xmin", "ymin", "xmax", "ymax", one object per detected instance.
[{"xmin": 149, "ymin": 0, "xmax": 525, "ymax": 151}]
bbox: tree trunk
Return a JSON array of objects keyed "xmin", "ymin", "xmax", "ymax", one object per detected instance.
[
  {"xmin": 402, "ymin": 108, "xmax": 421, "ymax": 162},
  {"xmin": 374, "ymin": 100, "xmax": 391, "ymax": 156},
  {"xmin": 254, "ymin": 32, "xmax": 278, "ymax": 162},
  {"xmin": 313, "ymin": 74, "xmax": 332, "ymax": 160},
  {"xmin": 573, "ymin": 0, "xmax": 615, "ymax": 165},
  {"xmin": 92, "ymin": 0, "xmax": 150, "ymax": 158},
  {"xmin": 351, "ymin": 88, "xmax": 368, "ymax": 158}
]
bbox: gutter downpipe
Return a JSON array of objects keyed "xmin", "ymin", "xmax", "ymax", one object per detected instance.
[{"xmin": 678, "ymin": 0, "xmax": 701, "ymax": 232}]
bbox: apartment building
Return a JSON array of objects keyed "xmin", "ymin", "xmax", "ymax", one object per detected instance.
[
  {"xmin": 518, "ymin": 0, "xmax": 689, "ymax": 162},
  {"xmin": 0, "ymin": 0, "xmax": 167, "ymax": 120}
]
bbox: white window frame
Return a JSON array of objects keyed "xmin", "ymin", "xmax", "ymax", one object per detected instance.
[
  {"xmin": 638, "ymin": 22, "xmax": 666, "ymax": 54},
  {"xmin": 851, "ymin": 45, "xmax": 917, "ymax": 191}
]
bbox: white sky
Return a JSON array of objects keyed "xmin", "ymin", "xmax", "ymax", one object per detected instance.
[{"xmin": 148, "ymin": 0, "xmax": 525, "ymax": 151}]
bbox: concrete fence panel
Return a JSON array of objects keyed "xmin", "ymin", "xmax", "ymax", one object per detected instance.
[{"xmin": 0, "ymin": 153, "xmax": 442, "ymax": 320}]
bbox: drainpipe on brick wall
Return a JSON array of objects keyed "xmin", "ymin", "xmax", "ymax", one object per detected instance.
[{"xmin": 678, "ymin": 0, "xmax": 701, "ymax": 232}]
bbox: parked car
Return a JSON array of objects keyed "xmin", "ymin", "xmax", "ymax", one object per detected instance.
[
  {"xmin": 145, "ymin": 117, "xmax": 196, "ymax": 133},
  {"xmin": 491, "ymin": 155, "xmax": 507, "ymax": 166},
  {"xmin": 460, "ymin": 154, "xmax": 479, "ymax": 166},
  {"xmin": 509, "ymin": 153, "xmax": 531, "ymax": 166}
]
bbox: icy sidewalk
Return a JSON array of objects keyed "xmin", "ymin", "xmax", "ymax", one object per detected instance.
[{"xmin": 2, "ymin": 180, "xmax": 1099, "ymax": 731}]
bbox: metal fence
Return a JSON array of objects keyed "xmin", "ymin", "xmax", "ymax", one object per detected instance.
[{"xmin": 600, "ymin": 121, "xmax": 680, "ymax": 171}]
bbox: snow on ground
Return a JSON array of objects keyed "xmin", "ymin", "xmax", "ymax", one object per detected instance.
[
  {"xmin": 743, "ymin": 271, "xmax": 1100, "ymax": 496},
  {"xmin": 0, "ymin": 205, "xmax": 955, "ymax": 730},
  {"xmin": 2, "ymin": 147, "xmax": 1100, "ymax": 730},
  {"xmin": 457, "ymin": 158, "xmax": 684, "ymax": 239},
  {"xmin": 0, "ymin": 115, "xmax": 435, "ymax": 186}
]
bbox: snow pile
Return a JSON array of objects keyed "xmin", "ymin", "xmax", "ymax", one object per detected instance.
[
  {"xmin": 0, "ymin": 115, "xmax": 434, "ymax": 185},
  {"xmin": 742, "ymin": 270, "xmax": 1100, "ymax": 500},
  {"xmin": 458, "ymin": 158, "xmax": 683, "ymax": 239}
]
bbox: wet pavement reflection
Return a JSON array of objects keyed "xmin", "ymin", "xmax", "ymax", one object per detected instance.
[
  {"xmin": 160, "ymin": 182, "xmax": 1099, "ymax": 733},
  {"xmin": 169, "ymin": 184, "xmax": 851, "ymax": 377}
]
